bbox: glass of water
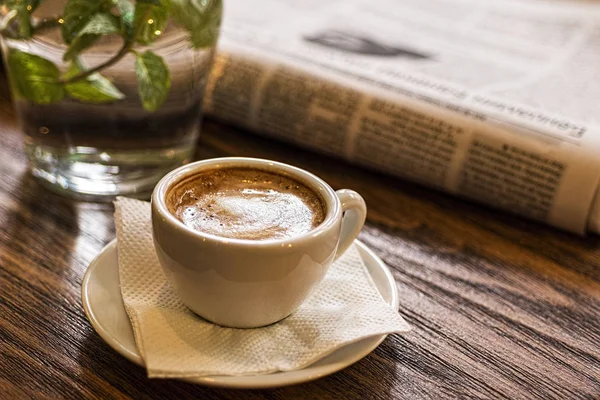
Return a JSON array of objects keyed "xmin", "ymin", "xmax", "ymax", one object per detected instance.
[{"xmin": 1, "ymin": 0, "xmax": 221, "ymax": 200}]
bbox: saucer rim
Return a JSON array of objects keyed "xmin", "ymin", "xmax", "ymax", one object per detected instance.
[{"xmin": 81, "ymin": 238, "xmax": 399, "ymax": 389}]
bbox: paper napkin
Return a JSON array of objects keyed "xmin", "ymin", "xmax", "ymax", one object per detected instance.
[{"xmin": 114, "ymin": 197, "xmax": 410, "ymax": 378}]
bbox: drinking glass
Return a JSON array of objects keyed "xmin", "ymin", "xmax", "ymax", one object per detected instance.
[{"xmin": 0, "ymin": 0, "xmax": 221, "ymax": 200}]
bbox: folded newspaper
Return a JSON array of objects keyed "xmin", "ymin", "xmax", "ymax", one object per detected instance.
[{"xmin": 204, "ymin": 0, "xmax": 600, "ymax": 235}]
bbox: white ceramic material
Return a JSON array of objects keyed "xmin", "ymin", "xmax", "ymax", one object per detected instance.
[
  {"xmin": 151, "ymin": 157, "xmax": 368, "ymax": 328},
  {"xmin": 81, "ymin": 239, "xmax": 398, "ymax": 389}
]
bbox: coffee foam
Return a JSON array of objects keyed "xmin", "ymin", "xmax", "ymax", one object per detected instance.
[{"xmin": 167, "ymin": 167, "xmax": 326, "ymax": 240}]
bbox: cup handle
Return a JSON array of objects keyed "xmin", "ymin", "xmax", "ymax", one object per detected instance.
[{"xmin": 334, "ymin": 189, "xmax": 367, "ymax": 261}]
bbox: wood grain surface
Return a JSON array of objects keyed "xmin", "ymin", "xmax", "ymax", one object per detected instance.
[{"xmin": 0, "ymin": 83, "xmax": 599, "ymax": 399}]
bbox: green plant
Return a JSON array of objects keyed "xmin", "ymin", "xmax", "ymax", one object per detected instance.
[{"xmin": 0, "ymin": 0, "xmax": 222, "ymax": 111}]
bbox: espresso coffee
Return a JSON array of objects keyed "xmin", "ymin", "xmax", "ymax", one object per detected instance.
[{"xmin": 168, "ymin": 167, "xmax": 326, "ymax": 240}]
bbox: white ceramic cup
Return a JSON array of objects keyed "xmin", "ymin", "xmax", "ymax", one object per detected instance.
[{"xmin": 151, "ymin": 157, "xmax": 367, "ymax": 328}]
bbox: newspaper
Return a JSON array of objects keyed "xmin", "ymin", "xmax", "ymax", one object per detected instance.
[{"xmin": 204, "ymin": 0, "xmax": 600, "ymax": 235}]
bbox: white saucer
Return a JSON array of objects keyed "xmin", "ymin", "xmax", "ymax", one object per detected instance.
[{"xmin": 81, "ymin": 239, "xmax": 398, "ymax": 389}]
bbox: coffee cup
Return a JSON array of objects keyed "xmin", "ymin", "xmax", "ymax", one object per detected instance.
[{"xmin": 151, "ymin": 157, "xmax": 367, "ymax": 328}]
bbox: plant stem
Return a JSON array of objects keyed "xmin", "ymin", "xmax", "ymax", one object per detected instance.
[
  {"xmin": 61, "ymin": 8, "xmax": 151, "ymax": 84},
  {"xmin": 32, "ymin": 18, "xmax": 62, "ymax": 36},
  {"xmin": 60, "ymin": 40, "xmax": 132, "ymax": 84},
  {"xmin": 1, "ymin": 17, "xmax": 61, "ymax": 40}
]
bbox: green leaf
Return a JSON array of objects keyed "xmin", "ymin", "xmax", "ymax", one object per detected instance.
[
  {"xmin": 167, "ymin": 0, "xmax": 222, "ymax": 48},
  {"xmin": 115, "ymin": 0, "xmax": 135, "ymax": 39},
  {"xmin": 61, "ymin": 0, "xmax": 109, "ymax": 43},
  {"xmin": 63, "ymin": 13, "xmax": 119, "ymax": 61},
  {"xmin": 7, "ymin": 49, "xmax": 64, "ymax": 104},
  {"xmin": 135, "ymin": 51, "xmax": 170, "ymax": 112},
  {"xmin": 133, "ymin": 1, "xmax": 168, "ymax": 45},
  {"xmin": 79, "ymin": 12, "xmax": 120, "ymax": 35},
  {"xmin": 64, "ymin": 59, "xmax": 125, "ymax": 103}
]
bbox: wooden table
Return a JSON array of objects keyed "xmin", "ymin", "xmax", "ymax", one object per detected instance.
[{"xmin": 1, "ymin": 90, "xmax": 599, "ymax": 400}]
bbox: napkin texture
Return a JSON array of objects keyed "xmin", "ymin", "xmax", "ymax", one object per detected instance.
[{"xmin": 114, "ymin": 197, "xmax": 410, "ymax": 378}]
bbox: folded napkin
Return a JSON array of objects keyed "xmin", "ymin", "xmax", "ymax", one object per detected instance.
[{"xmin": 114, "ymin": 197, "xmax": 410, "ymax": 378}]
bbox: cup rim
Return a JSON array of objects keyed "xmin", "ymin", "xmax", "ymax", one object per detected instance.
[{"xmin": 152, "ymin": 157, "xmax": 341, "ymax": 247}]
